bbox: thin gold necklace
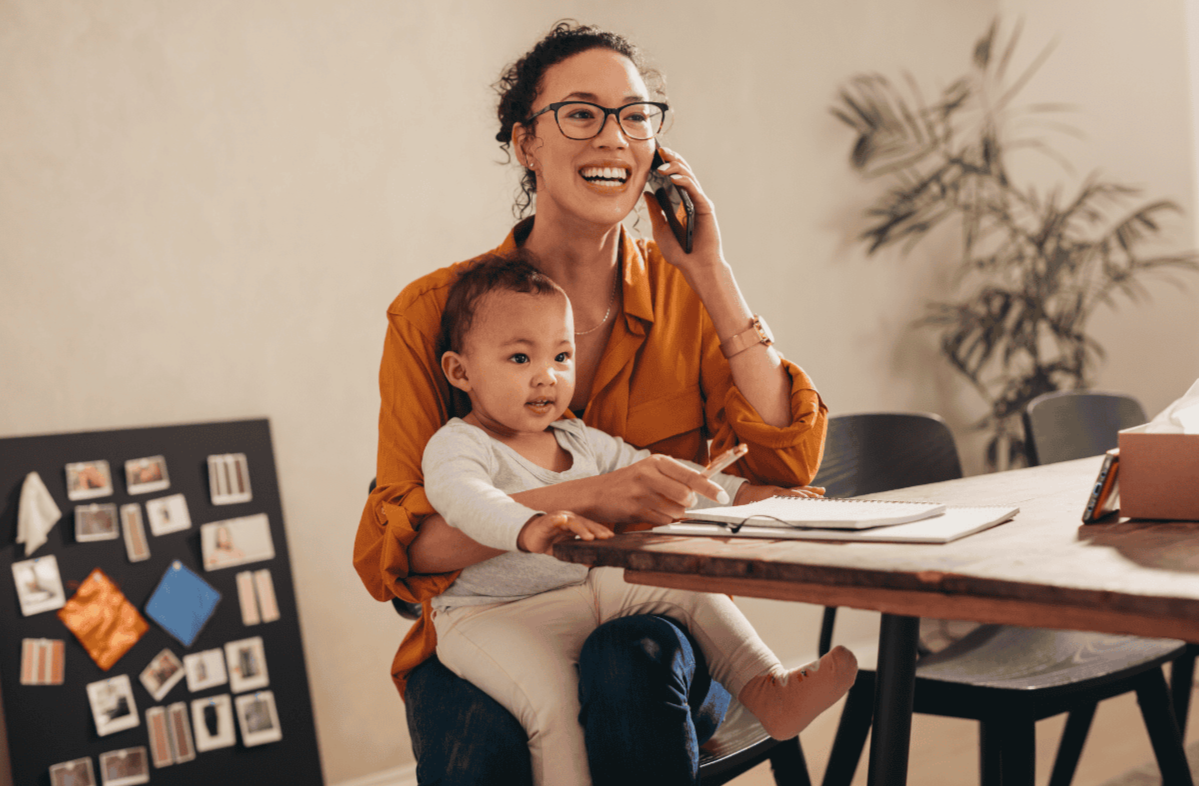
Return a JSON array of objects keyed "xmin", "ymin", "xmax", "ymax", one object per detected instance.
[{"xmin": 574, "ymin": 267, "xmax": 620, "ymax": 336}]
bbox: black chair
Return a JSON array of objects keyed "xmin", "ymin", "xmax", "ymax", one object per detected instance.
[
  {"xmin": 813, "ymin": 413, "xmax": 1191, "ymax": 786},
  {"xmin": 1022, "ymin": 390, "xmax": 1147, "ymax": 465},
  {"xmin": 1023, "ymin": 389, "xmax": 1196, "ymax": 739},
  {"xmin": 369, "ymin": 479, "xmax": 813, "ymax": 785}
]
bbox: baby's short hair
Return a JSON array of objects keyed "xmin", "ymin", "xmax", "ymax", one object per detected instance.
[{"xmin": 440, "ymin": 250, "xmax": 566, "ymax": 354}]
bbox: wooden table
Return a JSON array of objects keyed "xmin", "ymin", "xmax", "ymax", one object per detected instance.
[{"xmin": 553, "ymin": 457, "xmax": 1199, "ymax": 786}]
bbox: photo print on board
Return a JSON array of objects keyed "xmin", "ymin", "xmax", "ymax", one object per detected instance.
[
  {"xmin": 139, "ymin": 649, "xmax": 185, "ymax": 702},
  {"xmin": 236, "ymin": 568, "xmax": 281, "ymax": 626},
  {"xmin": 201, "ymin": 513, "xmax": 275, "ymax": 571},
  {"xmin": 166, "ymin": 702, "xmax": 196, "ymax": 764},
  {"xmin": 191, "ymin": 694, "xmax": 236, "ymax": 752},
  {"xmin": 20, "ymin": 638, "xmax": 65, "ymax": 686},
  {"xmin": 120, "ymin": 504, "xmax": 150, "ymax": 562},
  {"xmin": 66, "ymin": 459, "xmax": 113, "ymax": 501},
  {"xmin": 144, "ymin": 493, "xmax": 191, "ymax": 537},
  {"xmin": 207, "ymin": 452, "xmax": 252, "ymax": 505},
  {"xmin": 124, "ymin": 455, "xmax": 169, "ymax": 495},
  {"xmin": 98, "ymin": 747, "xmax": 149, "ymax": 786},
  {"xmin": 183, "ymin": 648, "xmax": 228, "ymax": 692},
  {"xmin": 49, "ymin": 757, "xmax": 95, "ymax": 786},
  {"xmin": 236, "ymin": 690, "xmax": 283, "ymax": 747},
  {"xmin": 76, "ymin": 503, "xmax": 120, "ymax": 542},
  {"xmin": 236, "ymin": 571, "xmax": 260, "ymax": 625},
  {"xmin": 145, "ymin": 707, "xmax": 172, "ymax": 769},
  {"xmin": 87, "ymin": 674, "xmax": 140, "ymax": 737},
  {"xmin": 225, "ymin": 636, "xmax": 269, "ymax": 693},
  {"xmin": 12, "ymin": 555, "xmax": 67, "ymax": 616}
]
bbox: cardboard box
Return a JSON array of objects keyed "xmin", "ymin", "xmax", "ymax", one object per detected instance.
[{"xmin": 1118, "ymin": 425, "xmax": 1199, "ymax": 520}]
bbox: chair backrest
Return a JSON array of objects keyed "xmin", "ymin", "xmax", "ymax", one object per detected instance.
[
  {"xmin": 810, "ymin": 413, "xmax": 963, "ymax": 656},
  {"xmin": 1022, "ymin": 390, "xmax": 1148, "ymax": 466},
  {"xmin": 811, "ymin": 413, "xmax": 964, "ymax": 498}
]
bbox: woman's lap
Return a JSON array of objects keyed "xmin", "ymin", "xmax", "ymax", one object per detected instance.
[{"xmin": 405, "ymin": 613, "xmax": 729, "ymax": 786}]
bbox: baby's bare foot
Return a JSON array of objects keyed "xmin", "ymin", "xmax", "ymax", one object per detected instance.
[{"xmin": 737, "ymin": 645, "xmax": 858, "ymax": 740}]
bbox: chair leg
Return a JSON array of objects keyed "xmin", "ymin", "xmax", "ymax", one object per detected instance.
[
  {"xmin": 1047, "ymin": 704, "xmax": 1096, "ymax": 786},
  {"xmin": 997, "ymin": 719, "xmax": 1036, "ymax": 786},
  {"xmin": 979, "ymin": 722, "xmax": 1003, "ymax": 786},
  {"xmin": 767, "ymin": 736, "xmax": 812, "ymax": 786},
  {"xmin": 1134, "ymin": 668, "xmax": 1194, "ymax": 786},
  {"xmin": 1171, "ymin": 648, "xmax": 1195, "ymax": 738},
  {"xmin": 820, "ymin": 676, "xmax": 875, "ymax": 786}
]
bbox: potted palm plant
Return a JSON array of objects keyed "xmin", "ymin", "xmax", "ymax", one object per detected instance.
[{"xmin": 833, "ymin": 19, "xmax": 1199, "ymax": 469}]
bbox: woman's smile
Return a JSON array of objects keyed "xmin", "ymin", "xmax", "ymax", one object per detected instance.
[{"xmin": 579, "ymin": 164, "xmax": 631, "ymax": 193}]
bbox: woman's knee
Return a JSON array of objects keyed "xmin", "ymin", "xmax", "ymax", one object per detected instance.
[
  {"xmin": 405, "ymin": 656, "xmax": 532, "ymax": 786},
  {"xmin": 579, "ymin": 614, "xmax": 698, "ymax": 699}
]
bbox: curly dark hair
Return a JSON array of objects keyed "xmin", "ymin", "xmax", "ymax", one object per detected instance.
[
  {"xmin": 494, "ymin": 20, "xmax": 665, "ymax": 217},
  {"xmin": 440, "ymin": 250, "xmax": 566, "ymax": 355}
]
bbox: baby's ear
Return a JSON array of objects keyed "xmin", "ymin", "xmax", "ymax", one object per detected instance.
[{"xmin": 441, "ymin": 351, "xmax": 471, "ymax": 393}]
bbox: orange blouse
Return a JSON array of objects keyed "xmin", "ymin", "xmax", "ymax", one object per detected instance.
[{"xmin": 353, "ymin": 218, "xmax": 828, "ymax": 696}]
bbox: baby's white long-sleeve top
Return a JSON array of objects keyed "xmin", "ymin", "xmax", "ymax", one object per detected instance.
[{"xmin": 422, "ymin": 417, "xmax": 747, "ymax": 611}]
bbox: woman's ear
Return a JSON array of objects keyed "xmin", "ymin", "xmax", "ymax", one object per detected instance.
[
  {"xmin": 441, "ymin": 351, "xmax": 472, "ymax": 393},
  {"xmin": 513, "ymin": 122, "xmax": 538, "ymax": 171}
]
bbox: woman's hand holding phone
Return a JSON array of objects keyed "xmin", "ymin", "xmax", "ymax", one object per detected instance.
[{"xmin": 643, "ymin": 146, "xmax": 727, "ymax": 280}]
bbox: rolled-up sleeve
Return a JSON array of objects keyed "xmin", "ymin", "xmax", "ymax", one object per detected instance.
[
  {"xmin": 352, "ymin": 295, "xmax": 461, "ymax": 605},
  {"xmin": 699, "ymin": 308, "xmax": 828, "ymax": 488}
]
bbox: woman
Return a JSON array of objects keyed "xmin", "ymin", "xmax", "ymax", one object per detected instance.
[{"xmin": 353, "ymin": 21, "xmax": 828, "ymax": 786}]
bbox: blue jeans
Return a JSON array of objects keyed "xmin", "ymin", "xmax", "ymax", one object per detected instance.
[{"xmin": 405, "ymin": 613, "xmax": 731, "ymax": 786}]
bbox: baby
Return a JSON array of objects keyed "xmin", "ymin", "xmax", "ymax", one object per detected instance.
[{"xmin": 422, "ymin": 252, "xmax": 857, "ymax": 786}]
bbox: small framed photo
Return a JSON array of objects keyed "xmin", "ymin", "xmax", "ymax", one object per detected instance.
[
  {"xmin": 145, "ymin": 707, "xmax": 172, "ymax": 768},
  {"xmin": 145, "ymin": 493, "xmax": 191, "ymax": 536},
  {"xmin": 21, "ymin": 638, "xmax": 65, "ymax": 685},
  {"xmin": 208, "ymin": 453, "xmax": 252, "ymax": 504},
  {"xmin": 49, "ymin": 757, "xmax": 96, "ymax": 786},
  {"xmin": 255, "ymin": 569, "xmax": 280, "ymax": 622},
  {"xmin": 12, "ymin": 555, "xmax": 67, "ymax": 616},
  {"xmin": 201, "ymin": 513, "xmax": 275, "ymax": 571},
  {"xmin": 166, "ymin": 702, "xmax": 196, "ymax": 763},
  {"xmin": 183, "ymin": 648, "xmax": 228, "ymax": 692},
  {"xmin": 66, "ymin": 459, "xmax": 113, "ymax": 501},
  {"xmin": 98, "ymin": 747, "xmax": 149, "ymax": 786},
  {"xmin": 139, "ymin": 649, "xmax": 185, "ymax": 702},
  {"xmin": 236, "ymin": 690, "xmax": 283, "ymax": 747},
  {"xmin": 120, "ymin": 504, "xmax": 150, "ymax": 562},
  {"xmin": 191, "ymin": 694, "xmax": 236, "ymax": 752},
  {"xmin": 225, "ymin": 636, "xmax": 269, "ymax": 693},
  {"xmin": 76, "ymin": 503, "xmax": 120, "ymax": 542},
  {"xmin": 87, "ymin": 674, "xmax": 140, "ymax": 737},
  {"xmin": 124, "ymin": 455, "xmax": 169, "ymax": 495}
]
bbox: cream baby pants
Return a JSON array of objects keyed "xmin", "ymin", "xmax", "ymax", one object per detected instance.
[{"xmin": 433, "ymin": 566, "xmax": 780, "ymax": 786}]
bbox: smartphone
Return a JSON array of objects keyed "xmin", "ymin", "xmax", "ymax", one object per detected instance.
[
  {"xmin": 648, "ymin": 148, "xmax": 694, "ymax": 253},
  {"xmin": 1082, "ymin": 448, "xmax": 1120, "ymax": 523}
]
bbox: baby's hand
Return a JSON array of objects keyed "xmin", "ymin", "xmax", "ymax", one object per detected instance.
[
  {"xmin": 517, "ymin": 511, "xmax": 613, "ymax": 555},
  {"xmin": 734, "ymin": 484, "xmax": 826, "ymax": 505}
]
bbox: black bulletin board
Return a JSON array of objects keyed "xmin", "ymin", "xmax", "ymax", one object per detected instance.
[{"xmin": 0, "ymin": 419, "xmax": 323, "ymax": 785}]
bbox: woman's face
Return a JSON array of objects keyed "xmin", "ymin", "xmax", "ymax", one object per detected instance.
[{"xmin": 516, "ymin": 48, "xmax": 656, "ymax": 231}]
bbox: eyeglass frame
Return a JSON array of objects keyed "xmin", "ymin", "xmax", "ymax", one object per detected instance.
[{"xmin": 522, "ymin": 100, "xmax": 671, "ymax": 141}]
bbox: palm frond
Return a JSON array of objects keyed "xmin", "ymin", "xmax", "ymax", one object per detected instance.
[{"xmin": 835, "ymin": 15, "xmax": 1199, "ymax": 469}]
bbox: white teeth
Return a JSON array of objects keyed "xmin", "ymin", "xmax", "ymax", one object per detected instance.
[{"xmin": 581, "ymin": 166, "xmax": 628, "ymax": 183}]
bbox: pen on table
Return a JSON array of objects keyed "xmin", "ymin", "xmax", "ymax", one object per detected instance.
[{"xmin": 701, "ymin": 444, "xmax": 749, "ymax": 505}]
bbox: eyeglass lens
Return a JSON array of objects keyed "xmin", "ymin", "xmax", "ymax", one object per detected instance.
[{"xmin": 555, "ymin": 103, "xmax": 665, "ymax": 140}]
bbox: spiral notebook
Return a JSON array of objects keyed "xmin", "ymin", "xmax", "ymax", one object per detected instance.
[
  {"xmin": 681, "ymin": 497, "xmax": 946, "ymax": 530},
  {"xmin": 658, "ymin": 498, "xmax": 1019, "ymax": 544}
]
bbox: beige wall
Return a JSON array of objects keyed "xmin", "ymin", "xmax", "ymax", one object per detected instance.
[{"xmin": 2, "ymin": 1, "xmax": 1196, "ymax": 782}]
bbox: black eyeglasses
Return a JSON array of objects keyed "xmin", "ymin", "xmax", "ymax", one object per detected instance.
[{"xmin": 524, "ymin": 101, "xmax": 670, "ymax": 141}]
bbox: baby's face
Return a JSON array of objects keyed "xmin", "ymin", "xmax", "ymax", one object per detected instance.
[{"xmin": 457, "ymin": 290, "xmax": 576, "ymax": 437}]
